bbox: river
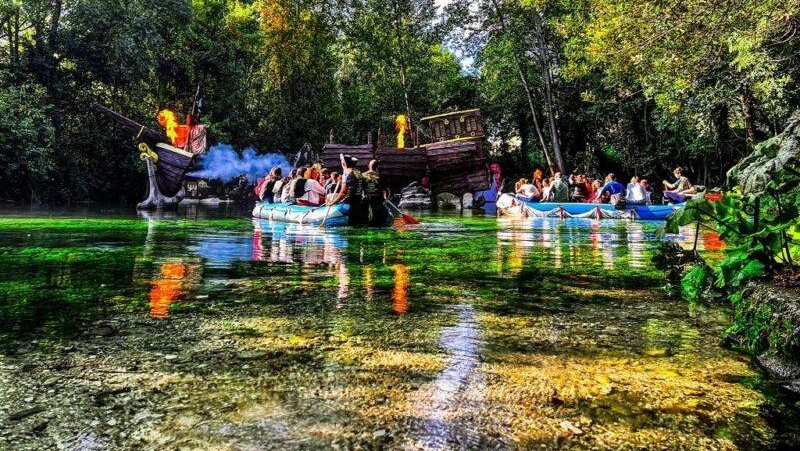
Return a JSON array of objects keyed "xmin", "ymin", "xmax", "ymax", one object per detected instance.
[{"xmin": 0, "ymin": 205, "xmax": 798, "ymax": 450}]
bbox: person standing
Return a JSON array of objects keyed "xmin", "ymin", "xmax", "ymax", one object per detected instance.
[
  {"xmin": 362, "ymin": 159, "xmax": 389, "ymax": 225},
  {"xmin": 328, "ymin": 154, "xmax": 366, "ymax": 224}
]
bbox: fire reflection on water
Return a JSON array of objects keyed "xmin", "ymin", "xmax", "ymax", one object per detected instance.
[
  {"xmin": 393, "ymin": 263, "xmax": 409, "ymax": 314},
  {"xmin": 149, "ymin": 262, "xmax": 188, "ymax": 319}
]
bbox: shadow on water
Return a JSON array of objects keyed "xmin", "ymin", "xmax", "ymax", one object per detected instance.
[{"xmin": 0, "ymin": 207, "xmax": 799, "ymax": 449}]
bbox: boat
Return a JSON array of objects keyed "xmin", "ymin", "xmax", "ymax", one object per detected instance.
[
  {"xmin": 252, "ymin": 201, "xmax": 394, "ymax": 227},
  {"xmin": 92, "ymin": 103, "xmax": 207, "ymax": 210},
  {"xmin": 322, "ymin": 109, "xmax": 491, "ymax": 201},
  {"xmin": 496, "ymin": 193, "xmax": 682, "ymax": 220}
]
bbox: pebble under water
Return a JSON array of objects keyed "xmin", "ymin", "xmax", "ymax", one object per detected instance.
[{"xmin": 0, "ymin": 205, "xmax": 798, "ymax": 450}]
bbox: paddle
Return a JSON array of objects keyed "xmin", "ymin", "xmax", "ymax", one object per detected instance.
[
  {"xmin": 386, "ymin": 200, "xmax": 419, "ymax": 225},
  {"xmin": 319, "ymin": 182, "xmax": 341, "ymax": 229}
]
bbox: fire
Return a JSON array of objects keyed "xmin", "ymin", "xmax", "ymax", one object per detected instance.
[
  {"xmin": 395, "ymin": 115, "xmax": 409, "ymax": 149},
  {"xmin": 157, "ymin": 109, "xmax": 180, "ymax": 146}
]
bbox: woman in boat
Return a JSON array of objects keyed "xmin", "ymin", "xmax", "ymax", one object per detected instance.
[
  {"xmin": 255, "ymin": 166, "xmax": 282, "ymax": 203},
  {"xmin": 663, "ymin": 167, "xmax": 695, "ymax": 203},
  {"xmin": 516, "ymin": 178, "xmax": 541, "ymax": 202},
  {"xmin": 296, "ymin": 167, "xmax": 328, "ymax": 207},
  {"xmin": 627, "ymin": 176, "xmax": 648, "ymax": 205}
]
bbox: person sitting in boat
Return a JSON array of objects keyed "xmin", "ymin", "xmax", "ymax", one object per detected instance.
[
  {"xmin": 550, "ymin": 172, "xmax": 570, "ymax": 202},
  {"xmin": 328, "ymin": 154, "xmax": 366, "ymax": 223},
  {"xmin": 641, "ymin": 179, "xmax": 653, "ymax": 205},
  {"xmin": 568, "ymin": 173, "xmax": 590, "ymax": 202},
  {"xmin": 531, "ymin": 168, "xmax": 545, "ymax": 194},
  {"xmin": 255, "ymin": 166, "xmax": 282, "ymax": 203},
  {"xmin": 319, "ymin": 167, "xmax": 331, "ymax": 186},
  {"xmin": 280, "ymin": 168, "xmax": 299, "ymax": 203},
  {"xmin": 626, "ymin": 176, "xmax": 649, "ymax": 205},
  {"xmin": 361, "ymin": 159, "xmax": 389, "ymax": 225},
  {"xmin": 541, "ymin": 178, "xmax": 553, "ymax": 201},
  {"xmin": 296, "ymin": 167, "xmax": 328, "ymax": 207},
  {"xmin": 587, "ymin": 179, "xmax": 603, "ymax": 202},
  {"xmin": 663, "ymin": 166, "xmax": 695, "ymax": 203},
  {"xmin": 598, "ymin": 173, "xmax": 625, "ymax": 205},
  {"xmin": 327, "ymin": 171, "xmax": 340, "ymax": 195},
  {"xmin": 515, "ymin": 178, "xmax": 541, "ymax": 202}
]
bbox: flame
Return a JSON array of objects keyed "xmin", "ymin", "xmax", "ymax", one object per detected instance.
[
  {"xmin": 395, "ymin": 115, "xmax": 409, "ymax": 149},
  {"xmin": 157, "ymin": 109, "xmax": 180, "ymax": 146},
  {"xmin": 392, "ymin": 263, "xmax": 408, "ymax": 314}
]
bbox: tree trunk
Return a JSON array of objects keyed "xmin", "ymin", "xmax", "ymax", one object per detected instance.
[
  {"xmin": 738, "ymin": 85, "xmax": 757, "ymax": 148},
  {"xmin": 516, "ymin": 104, "xmax": 529, "ymax": 161},
  {"xmin": 489, "ymin": 0, "xmax": 555, "ymax": 174},
  {"xmin": 542, "ymin": 64, "xmax": 565, "ymax": 174},
  {"xmin": 392, "ymin": 0, "xmax": 412, "ymax": 126},
  {"xmin": 531, "ymin": 13, "xmax": 565, "ymax": 174}
]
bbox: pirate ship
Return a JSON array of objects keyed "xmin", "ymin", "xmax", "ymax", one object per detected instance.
[
  {"xmin": 321, "ymin": 109, "xmax": 489, "ymax": 204},
  {"xmin": 91, "ymin": 103, "xmax": 207, "ymax": 209}
]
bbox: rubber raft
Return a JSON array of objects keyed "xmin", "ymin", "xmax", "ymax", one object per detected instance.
[
  {"xmin": 497, "ymin": 193, "xmax": 682, "ymax": 220},
  {"xmin": 252, "ymin": 202, "xmax": 394, "ymax": 227}
]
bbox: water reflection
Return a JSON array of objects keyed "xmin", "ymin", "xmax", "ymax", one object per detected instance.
[
  {"xmin": 149, "ymin": 261, "xmax": 191, "ymax": 319},
  {"xmin": 190, "ymin": 220, "xmax": 348, "ymax": 267},
  {"xmin": 494, "ymin": 217, "xmax": 719, "ymax": 270},
  {"xmin": 392, "ymin": 264, "xmax": 409, "ymax": 314},
  {"xmin": 418, "ymin": 303, "xmax": 481, "ymax": 449}
]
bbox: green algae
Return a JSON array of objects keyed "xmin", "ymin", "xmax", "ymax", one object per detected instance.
[{"xmin": 0, "ymin": 212, "xmax": 798, "ymax": 449}]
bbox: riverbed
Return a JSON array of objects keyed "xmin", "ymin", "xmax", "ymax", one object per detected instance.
[{"xmin": 1, "ymin": 206, "xmax": 798, "ymax": 450}]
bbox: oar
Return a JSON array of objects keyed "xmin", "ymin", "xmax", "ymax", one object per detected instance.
[
  {"xmin": 387, "ymin": 200, "xmax": 419, "ymax": 225},
  {"xmin": 319, "ymin": 182, "xmax": 341, "ymax": 229}
]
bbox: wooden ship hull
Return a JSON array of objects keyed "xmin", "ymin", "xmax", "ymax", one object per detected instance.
[
  {"xmin": 322, "ymin": 109, "xmax": 490, "ymax": 200},
  {"xmin": 92, "ymin": 104, "xmax": 200, "ymax": 209},
  {"xmin": 153, "ymin": 143, "xmax": 194, "ymax": 197}
]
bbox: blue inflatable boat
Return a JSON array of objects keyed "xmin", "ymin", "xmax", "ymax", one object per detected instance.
[
  {"xmin": 252, "ymin": 202, "xmax": 394, "ymax": 227},
  {"xmin": 496, "ymin": 193, "xmax": 682, "ymax": 220}
]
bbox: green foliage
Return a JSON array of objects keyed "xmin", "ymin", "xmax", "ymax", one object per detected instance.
[
  {"xmin": 680, "ymin": 264, "xmax": 713, "ymax": 304},
  {"xmin": 2, "ymin": 0, "xmax": 800, "ymax": 203}
]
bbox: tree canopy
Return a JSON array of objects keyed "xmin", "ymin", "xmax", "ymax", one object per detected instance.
[{"xmin": 2, "ymin": 0, "xmax": 799, "ymax": 203}]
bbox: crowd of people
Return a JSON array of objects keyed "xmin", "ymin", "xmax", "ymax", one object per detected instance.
[
  {"xmin": 513, "ymin": 165, "xmax": 695, "ymax": 205},
  {"xmin": 254, "ymin": 154, "xmax": 389, "ymax": 224}
]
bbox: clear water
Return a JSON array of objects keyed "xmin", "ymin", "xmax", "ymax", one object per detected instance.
[{"xmin": 0, "ymin": 205, "xmax": 797, "ymax": 449}]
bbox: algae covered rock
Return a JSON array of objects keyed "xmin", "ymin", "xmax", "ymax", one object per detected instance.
[{"xmin": 727, "ymin": 111, "xmax": 800, "ymax": 194}]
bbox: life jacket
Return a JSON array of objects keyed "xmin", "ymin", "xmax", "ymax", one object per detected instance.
[{"xmin": 293, "ymin": 178, "xmax": 308, "ymax": 199}]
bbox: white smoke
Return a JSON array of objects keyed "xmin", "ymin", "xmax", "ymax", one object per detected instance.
[{"xmin": 189, "ymin": 144, "xmax": 293, "ymax": 182}]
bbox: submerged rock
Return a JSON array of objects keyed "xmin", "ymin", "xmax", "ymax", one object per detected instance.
[{"xmin": 8, "ymin": 405, "xmax": 46, "ymax": 421}]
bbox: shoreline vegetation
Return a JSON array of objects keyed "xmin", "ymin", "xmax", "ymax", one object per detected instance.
[{"xmin": 654, "ymin": 113, "xmax": 800, "ymax": 400}]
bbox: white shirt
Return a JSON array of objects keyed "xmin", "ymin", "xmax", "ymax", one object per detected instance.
[
  {"xmin": 298, "ymin": 179, "xmax": 327, "ymax": 205},
  {"xmin": 627, "ymin": 183, "xmax": 647, "ymax": 204}
]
